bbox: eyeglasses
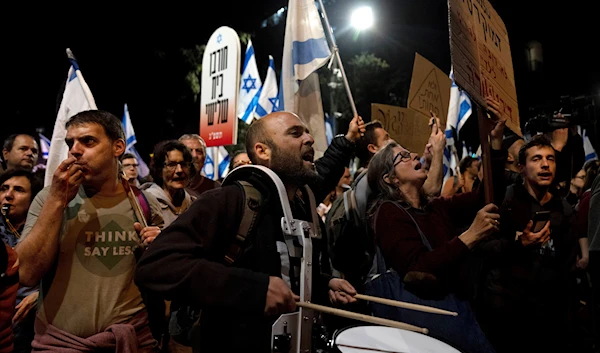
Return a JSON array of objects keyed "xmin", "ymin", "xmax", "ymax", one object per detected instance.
[
  {"xmin": 164, "ymin": 161, "xmax": 191, "ymax": 170},
  {"xmin": 122, "ymin": 163, "xmax": 139, "ymax": 169},
  {"xmin": 392, "ymin": 150, "xmax": 412, "ymax": 167}
]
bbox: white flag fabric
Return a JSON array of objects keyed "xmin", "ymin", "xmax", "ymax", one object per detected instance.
[
  {"xmin": 579, "ymin": 126, "xmax": 598, "ymax": 162},
  {"xmin": 121, "ymin": 104, "xmax": 150, "ymax": 178},
  {"xmin": 444, "ymin": 70, "xmax": 459, "ymax": 183},
  {"xmin": 202, "ymin": 149, "xmax": 215, "ymax": 180},
  {"xmin": 38, "ymin": 133, "xmax": 51, "ymax": 160},
  {"xmin": 237, "ymin": 39, "xmax": 263, "ymax": 124},
  {"xmin": 217, "ymin": 146, "xmax": 230, "ymax": 179},
  {"xmin": 279, "ymin": 0, "xmax": 332, "ymax": 158},
  {"xmin": 45, "ymin": 56, "xmax": 97, "ymax": 186},
  {"xmin": 255, "ymin": 55, "xmax": 279, "ymax": 119},
  {"xmin": 202, "ymin": 146, "xmax": 231, "ymax": 180},
  {"xmin": 325, "ymin": 113, "xmax": 334, "ymax": 146},
  {"xmin": 122, "ymin": 104, "xmax": 137, "ymax": 151}
]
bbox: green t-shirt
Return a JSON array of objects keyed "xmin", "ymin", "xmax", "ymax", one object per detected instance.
[{"xmin": 21, "ymin": 185, "xmax": 164, "ymax": 338}]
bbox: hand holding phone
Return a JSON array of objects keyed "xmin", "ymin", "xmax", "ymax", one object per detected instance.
[
  {"xmin": 520, "ymin": 211, "xmax": 551, "ymax": 247},
  {"xmin": 531, "ymin": 210, "xmax": 551, "ymax": 233}
]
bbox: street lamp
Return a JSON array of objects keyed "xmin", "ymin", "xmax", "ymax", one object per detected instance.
[{"xmin": 351, "ymin": 6, "xmax": 373, "ymax": 30}]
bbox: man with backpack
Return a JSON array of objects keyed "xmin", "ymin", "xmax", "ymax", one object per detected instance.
[{"xmin": 135, "ymin": 111, "xmax": 363, "ymax": 352}]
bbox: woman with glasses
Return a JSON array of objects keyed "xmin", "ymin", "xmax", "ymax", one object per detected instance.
[
  {"xmin": 139, "ymin": 140, "xmax": 197, "ymax": 352},
  {"xmin": 141, "ymin": 140, "xmax": 197, "ymax": 227},
  {"xmin": 364, "ymin": 103, "xmax": 508, "ymax": 353}
]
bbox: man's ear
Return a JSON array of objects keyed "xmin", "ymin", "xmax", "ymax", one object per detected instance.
[
  {"xmin": 2, "ymin": 149, "xmax": 8, "ymax": 161},
  {"xmin": 507, "ymin": 154, "xmax": 515, "ymax": 164},
  {"xmin": 367, "ymin": 143, "xmax": 378, "ymax": 155},
  {"xmin": 113, "ymin": 139, "xmax": 126, "ymax": 157},
  {"xmin": 254, "ymin": 142, "xmax": 271, "ymax": 165}
]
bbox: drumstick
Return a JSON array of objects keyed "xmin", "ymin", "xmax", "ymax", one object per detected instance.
[
  {"xmin": 354, "ymin": 294, "xmax": 458, "ymax": 317},
  {"xmin": 336, "ymin": 343, "xmax": 405, "ymax": 353},
  {"xmin": 296, "ymin": 302, "xmax": 429, "ymax": 334}
]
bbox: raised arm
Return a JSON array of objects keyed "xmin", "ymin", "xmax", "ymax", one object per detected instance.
[
  {"xmin": 313, "ymin": 115, "xmax": 365, "ymax": 201},
  {"xmin": 16, "ymin": 157, "xmax": 84, "ymax": 286},
  {"xmin": 423, "ymin": 115, "xmax": 446, "ymax": 196}
]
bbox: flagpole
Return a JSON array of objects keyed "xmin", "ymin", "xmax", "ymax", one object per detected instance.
[
  {"xmin": 316, "ymin": 0, "xmax": 358, "ymax": 118},
  {"xmin": 66, "ymin": 48, "xmax": 98, "ymax": 110}
]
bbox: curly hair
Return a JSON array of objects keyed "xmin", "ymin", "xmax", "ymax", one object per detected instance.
[{"xmin": 149, "ymin": 140, "xmax": 195, "ymax": 187}]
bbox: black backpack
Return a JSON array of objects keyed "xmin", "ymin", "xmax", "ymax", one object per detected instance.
[
  {"xmin": 170, "ymin": 180, "xmax": 264, "ymax": 346},
  {"xmin": 325, "ymin": 169, "xmax": 376, "ymax": 287}
]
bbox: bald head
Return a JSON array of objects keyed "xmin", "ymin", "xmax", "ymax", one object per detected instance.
[{"xmin": 246, "ymin": 112, "xmax": 303, "ymax": 165}]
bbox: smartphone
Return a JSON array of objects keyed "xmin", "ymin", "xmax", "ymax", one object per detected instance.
[{"xmin": 531, "ymin": 210, "xmax": 551, "ymax": 232}]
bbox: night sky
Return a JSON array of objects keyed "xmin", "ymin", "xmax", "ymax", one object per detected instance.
[{"xmin": 3, "ymin": 1, "xmax": 598, "ymax": 160}]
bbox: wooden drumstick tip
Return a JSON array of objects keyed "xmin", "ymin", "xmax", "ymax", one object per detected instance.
[{"xmin": 422, "ymin": 328, "xmax": 429, "ymax": 334}]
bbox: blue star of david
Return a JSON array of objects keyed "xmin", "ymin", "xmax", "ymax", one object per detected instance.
[
  {"xmin": 269, "ymin": 97, "xmax": 279, "ymax": 111},
  {"xmin": 216, "ymin": 34, "xmax": 223, "ymax": 44},
  {"xmin": 242, "ymin": 75, "xmax": 257, "ymax": 94}
]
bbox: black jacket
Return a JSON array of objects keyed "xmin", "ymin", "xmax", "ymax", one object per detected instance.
[
  {"xmin": 480, "ymin": 182, "xmax": 578, "ymax": 314},
  {"xmin": 134, "ymin": 135, "xmax": 354, "ymax": 352}
]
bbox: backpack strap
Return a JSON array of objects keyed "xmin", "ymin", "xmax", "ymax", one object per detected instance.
[
  {"xmin": 388, "ymin": 201, "xmax": 432, "ymax": 251},
  {"xmin": 372, "ymin": 201, "xmax": 433, "ymax": 275},
  {"xmin": 224, "ymin": 181, "xmax": 263, "ymax": 265}
]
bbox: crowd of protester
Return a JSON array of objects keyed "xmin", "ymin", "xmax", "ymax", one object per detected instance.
[{"xmin": 0, "ymin": 100, "xmax": 598, "ymax": 353}]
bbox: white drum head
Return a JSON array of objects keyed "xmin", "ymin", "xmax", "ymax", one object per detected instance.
[{"xmin": 334, "ymin": 325, "xmax": 461, "ymax": 353}]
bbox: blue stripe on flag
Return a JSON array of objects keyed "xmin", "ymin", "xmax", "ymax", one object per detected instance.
[
  {"xmin": 292, "ymin": 38, "xmax": 330, "ymax": 66},
  {"xmin": 69, "ymin": 58, "xmax": 80, "ymax": 72},
  {"xmin": 219, "ymin": 155, "xmax": 230, "ymax": 177},
  {"xmin": 68, "ymin": 66, "xmax": 77, "ymax": 82},
  {"xmin": 255, "ymin": 104, "xmax": 268, "ymax": 118},
  {"xmin": 242, "ymin": 45, "xmax": 255, "ymax": 74},
  {"xmin": 126, "ymin": 135, "xmax": 137, "ymax": 147},
  {"xmin": 586, "ymin": 151, "xmax": 598, "ymax": 161},
  {"xmin": 241, "ymin": 87, "xmax": 263, "ymax": 123},
  {"xmin": 456, "ymin": 91, "xmax": 472, "ymax": 137},
  {"xmin": 458, "ymin": 99, "xmax": 471, "ymax": 124}
]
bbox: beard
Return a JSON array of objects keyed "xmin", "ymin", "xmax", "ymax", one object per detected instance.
[{"xmin": 269, "ymin": 145, "xmax": 319, "ymax": 187}]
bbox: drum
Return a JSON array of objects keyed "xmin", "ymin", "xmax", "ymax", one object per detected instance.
[{"xmin": 333, "ymin": 325, "xmax": 461, "ymax": 353}]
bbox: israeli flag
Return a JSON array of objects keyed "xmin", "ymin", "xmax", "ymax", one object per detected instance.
[
  {"xmin": 579, "ymin": 126, "xmax": 598, "ymax": 161},
  {"xmin": 202, "ymin": 146, "xmax": 231, "ymax": 180},
  {"xmin": 279, "ymin": 0, "xmax": 332, "ymax": 112},
  {"xmin": 202, "ymin": 150, "xmax": 215, "ymax": 180},
  {"xmin": 444, "ymin": 70, "xmax": 459, "ymax": 182},
  {"xmin": 237, "ymin": 39, "xmax": 263, "ymax": 124},
  {"xmin": 456, "ymin": 90, "xmax": 472, "ymax": 138},
  {"xmin": 217, "ymin": 146, "xmax": 230, "ymax": 179},
  {"xmin": 255, "ymin": 55, "xmax": 279, "ymax": 119},
  {"xmin": 45, "ymin": 48, "xmax": 97, "ymax": 187},
  {"xmin": 122, "ymin": 104, "xmax": 150, "ymax": 178},
  {"xmin": 38, "ymin": 133, "xmax": 51, "ymax": 160},
  {"xmin": 122, "ymin": 104, "xmax": 137, "ymax": 151}
]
